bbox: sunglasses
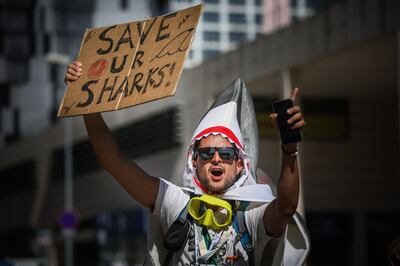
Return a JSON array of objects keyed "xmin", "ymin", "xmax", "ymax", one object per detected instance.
[{"xmin": 196, "ymin": 147, "xmax": 238, "ymax": 161}]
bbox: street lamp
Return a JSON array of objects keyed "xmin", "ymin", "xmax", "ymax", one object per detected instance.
[{"xmin": 45, "ymin": 52, "xmax": 75, "ymax": 266}]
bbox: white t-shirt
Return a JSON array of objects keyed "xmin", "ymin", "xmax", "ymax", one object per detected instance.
[{"xmin": 153, "ymin": 179, "xmax": 271, "ymax": 266}]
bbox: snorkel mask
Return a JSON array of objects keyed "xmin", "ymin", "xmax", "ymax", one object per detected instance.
[{"xmin": 188, "ymin": 195, "xmax": 233, "ymax": 230}]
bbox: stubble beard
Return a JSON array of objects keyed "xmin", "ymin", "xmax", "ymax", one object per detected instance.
[{"xmin": 198, "ymin": 172, "xmax": 237, "ymax": 193}]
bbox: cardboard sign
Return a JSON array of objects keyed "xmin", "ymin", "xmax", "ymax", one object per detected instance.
[{"xmin": 58, "ymin": 4, "xmax": 203, "ymax": 117}]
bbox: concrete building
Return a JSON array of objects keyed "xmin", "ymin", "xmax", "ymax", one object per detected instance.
[{"xmin": 0, "ymin": 0, "xmax": 399, "ymax": 265}]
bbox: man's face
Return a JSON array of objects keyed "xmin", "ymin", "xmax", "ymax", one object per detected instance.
[{"xmin": 192, "ymin": 135, "xmax": 243, "ymax": 192}]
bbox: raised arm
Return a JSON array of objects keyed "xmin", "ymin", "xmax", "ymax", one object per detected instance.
[
  {"xmin": 264, "ymin": 88, "xmax": 305, "ymax": 237},
  {"xmin": 65, "ymin": 61, "xmax": 160, "ymax": 210}
]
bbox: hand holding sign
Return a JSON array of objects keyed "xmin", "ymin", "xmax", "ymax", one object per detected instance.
[
  {"xmin": 64, "ymin": 61, "xmax": 82, "ymax": 84},
  {"xmin": 58, "ymin": 4, "xmax": 203, "ymax": 117}
]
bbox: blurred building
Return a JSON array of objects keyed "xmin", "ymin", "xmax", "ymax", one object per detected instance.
[
  {"xmin": 262, "ymin": 0, "xmax": 343, "ymax": 34},
  {"xmin": 1, "ymin": 0, "xmax": 400, "ymax": 265},
  {"xmin": 0, "ymin": 0, "xmax": 343, "ymax": 149},
  {"xmin": 0, "ymin": 0, "xmax": 151, "ymax": 149},
  {"xmin": 0, "ymin": 0, "xmax": 155, "ymax": 264},
  {"xmin": 171, "ymin": 0, "xmax": 345, "ymax": 67},
  {"xmin": 169, "ymin": 0, "xmax": 264, "ymax": 67}
]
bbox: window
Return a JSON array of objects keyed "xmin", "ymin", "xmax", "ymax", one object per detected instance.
[
  {"xmin": 302, "ymin": 98, "xmax": 349, "ymax": 140},
  {"xmin": 229, "ymin": 0, "xmax": 245, "ymax": 4},
  {"xmin": 229, "ymin": 13, "xmax": 246, "ymax": 23},
  {"xmin": 203, "ymin": 0, "xmax": 219, "ymax": 3},
  {"xmin": 29, "ymin": 34, "xmax": 36, "ymax": 56},
  {"xmin": 12, "ymin": 109, "xmax": 20, "ymax": 141},
  {"xmin": 203, "ymin": 12, "xmax": 220, "ymax": 22},
  {"xmin": 203, "ymin": 49, "xmax": 219, "ymax": 60},
  {"xmin": 39, "ymin": 7, "xmax": 46, "ymax": 30},
  {"xmin": 255, "ymin": 14, "xmax": 263, "ymax": 24},
  {"xmin": 303, "ymin": 0, "xmax": 340, "ymax": 11},
  {"xmin": 0, "ymin": 83, "xmax": 10, "ymax": 107},
  {"xmin": 120, "ymin": 0, "xmax": 128, "ymax": 10},
  {"xmin": 229, "ymin": 31, "xmax": 247, "ymax": 42},
  {"xmin": 203, "ymin": 31, "xmax": 220, "ymax": 41},
  {"xmin": 43, "ymin": 33, "xmax": 51, "ymax": 54},
  {"xmin": 254, "ymin": 97, "xmax": 349, "ymax": 140}
]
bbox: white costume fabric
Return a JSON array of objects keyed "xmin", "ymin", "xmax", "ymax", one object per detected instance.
[
  {"xmin": 144, "ymin": 79, "xmax": 310, "ymax": 265},
  {"xmin": 154, "ymin": 179, "xmax": 271, "ymax": 265}
]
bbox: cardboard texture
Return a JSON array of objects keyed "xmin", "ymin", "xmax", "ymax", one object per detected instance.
[{"xmin": 58, "ymin": 4, "xmax": 203, "ymax": 117}]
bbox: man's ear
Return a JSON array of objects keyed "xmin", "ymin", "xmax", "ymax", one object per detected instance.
[
  {"xmin": 192, "ymin": 160, "xmax": 197, "ymax": 169},
  {"xmin": 236, "ymin": 159, "xmax": 244, "ymax": 175}
]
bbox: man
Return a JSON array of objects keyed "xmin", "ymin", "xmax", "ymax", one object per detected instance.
[{"xmin": 65, "ymin": 61, "xmax": 309, "ymax": 265}]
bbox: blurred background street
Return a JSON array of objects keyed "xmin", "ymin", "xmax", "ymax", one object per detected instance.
[{"xmin": 0, "ymin": 0, "xmax": 399, "ymax": 265}]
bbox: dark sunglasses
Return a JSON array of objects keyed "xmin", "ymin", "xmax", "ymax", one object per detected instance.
[{"xmin": 196, "ymin": 147, "xmax": 238, "ymax": 161}]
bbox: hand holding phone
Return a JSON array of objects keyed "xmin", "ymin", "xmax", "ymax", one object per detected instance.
[{"xmin": 272, "ymin": 99, "xmax": 303, "ymax": 144}]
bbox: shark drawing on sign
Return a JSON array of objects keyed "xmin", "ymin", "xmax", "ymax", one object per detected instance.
[{"xmin": 150, "ymin": 28, "xmax": 194, "ymax": 63}]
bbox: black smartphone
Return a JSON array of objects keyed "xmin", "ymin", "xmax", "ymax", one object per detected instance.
[{"xmin": 272, "ymin": 99, "xmax": 302, "ymax": 144}]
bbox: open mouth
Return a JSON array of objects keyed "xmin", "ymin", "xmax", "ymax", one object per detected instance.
[{"xmin": 210, "ymin": 169, "xmax": 223, "ymax": 177}]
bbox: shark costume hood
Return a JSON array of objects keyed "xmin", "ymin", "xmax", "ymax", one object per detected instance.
[
  {"xmin": 182, "ymin": 78, "xmax": 274, "ymax": 201},
  {"xmin": 145, "ymin": 79, "xmax": 310, "ymax": 265}
]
